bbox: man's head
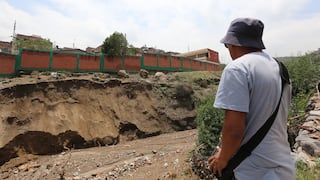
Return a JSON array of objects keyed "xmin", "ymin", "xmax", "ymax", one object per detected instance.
[
  {"xmin": 221, "ymin": 18, "xmax": 265, "ymax": 49},
  {"xmin": 221, "ymin": 18, "xmax": 265, "ymax": 60}
]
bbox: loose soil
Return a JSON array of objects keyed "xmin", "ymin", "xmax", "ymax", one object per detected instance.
[
  {"xmin": 0, "ymin": 129, "xmax": 198, "ymax": 180},
  {"xmin": 0, "ymin": 71, "xmax": 220, "ymax": 179}
]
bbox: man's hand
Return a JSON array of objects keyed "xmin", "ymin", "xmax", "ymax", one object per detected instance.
[
  {"xmin": 208, "ymin": 110, "xmax": 246, "ymax": 177},
  {"xmin": 208, "ymin": 146, "xmax": 228, "ymax": 176}
]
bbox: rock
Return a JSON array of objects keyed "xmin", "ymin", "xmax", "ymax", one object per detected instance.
[
  {"xmin": 85, "ymin": 135, "xmax": 119, "ymax": 147},
  {"xmin": 173, "ymin": 159, "xmax": 179, "ymax": 165},
  {"xmin": 154, "ymin": 72, "xmax": 166, "ymax": 81},
  {"xmin": 300, "ymin": 141, "xmax": 320, "ymax": 156},
  {"xmin": 31, "ymin": 71, "xmax": 40, "ymax": 77},
  {"xmin": 306, "ymin": 115, "xmax": 320, "ymax": 121},
  {"xmin": 163, "ymin": 163, "xmax": 168, "ymax": 168},
  {"xmin": 17, "ymin": 162, "xmax": 40, "ymax": 172},
  {"xmin": 18, "ymin": 164, "xmax": 29, "ymax": 172},
  {"xmin": 139, "ymin": 69, "xmax": 149, "ymax": 78},
  {"xmin": 292, "ymin": 150, "xmax": 316, "ymax": 167},
  {"xmin": 191, "ymin": 145, "xmax": 215, "ymax": 179},
  {"xmin": 293, "ymin": 97, "xmax": 320, "ymax": 164},
  {"xmin": 118, "ymin": 70, "xmax": 129, "ymax": 78},
  {"xmin": 94, "ymin": 73, "xmax": 110, "ymax": 79},
  {"xmin": 145, "ymin": 157, "xmax": 152, "ymax": 165},
  {"xmin": 309, "ymin": 110, "xmax": 320, "ymax": 116},
  {"xmin": 50, "ymin": 72, "xmax": 58, "ymax": 78}
]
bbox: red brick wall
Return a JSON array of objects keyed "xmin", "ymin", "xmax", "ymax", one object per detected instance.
[
  {"xmin": 191, "ymin": 60, "xmax": 200, "ymax": 70},
  {"xmin": 158, "ymin": 55, "xmax": 170, "ymax": 68},
  {"xmin": 171, "ymin": 57, "xmax": 181, "ymax": 69},
  {"xmin": 0, "ymin": 54, "xmax": 15, "ymax": 74},
  {"xmin": 79, "ymin": 55, "xmax": 100, "ymax": 71},
  {"xmin": 21, "ymin": 50, "xmax": 50, "ymax": 68},
  {"xmin": 124, "ymin": 56, "xmax": 140, "ymax": 71},
  {"xmin": 52, "ymin": 53, "xmax": 77, "ymax": 70},
  {"xmin": 143, "ymin": 54, "xmax": 157, "ymax": 66},
  {"xmin": 206, "ymin": 63, "xmax": 221, "ymax": 71},
  {"xmin": 2, "ymin": 50, "xmax": 220, "ymax": 75},
  {"xmin": 200, "ymin": 62, "xmax": 206, "ymax": 71},
  {"xmin": 104, "ymin": 56, "xmax": 122, "ymax": 70},
  {"xmin": 208, "ymin": 49, "xmax": 220, "ymax": 63},
  {"xmin": 182, "ymin": 58, "xmax": 192, "ymax": 69}
]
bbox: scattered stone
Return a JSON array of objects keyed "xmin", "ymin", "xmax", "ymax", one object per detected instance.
[
  {"xmin": 73, "ymin": 176, "xmax": 81, "ymax": 180},
  {"xmin": 104, "ymin": 155, "xmax": 154, "ymax": 179},
  {"xmin": 154, "ymin": 72, "xmax": 166, "ymax": 81},
  {"xmin": 118, "ymin": 70, "xmax": 129, "ymax": 78},
  {"xmin": 163, "ymin": 163, "xmax": 169, "ymax": 168},
  {"xmin": 309, "ymin": 110, "xmax": 320, "ymax": 116},
  {"xmin": 49, "ymin": 72, "xmax": 66, "ymax": 80},
  {"xmin": 139, "ymin": 69, "xmax": 149, "ymax": 78},
  {"xmin": 292, "ymin": 96, "xmax": 320, "ymax": 167},
  {"xmin": 30, "ymin": 71, "xmax": 40, "ymax": 77},
  {"xmin": 174, "ymin": 159, "xmax": 179, "ymax": 165},
  {"xmin": 292, "ymin": 148, "xmax": 316, "ymax": 167},
  {"xmin": 191, "ymin": 145, "xmax": 215, "ymax": 179},
  {"xmin": 17, "ymin": 162, "xmax": 41, "ymax": 172},
  {"xmin": 92, "ymin": 73, "xmax": 110, "ymax": 82},
  {"xmin": 145, "ymin": 157, "xmax": 152, "ymax": 165}
]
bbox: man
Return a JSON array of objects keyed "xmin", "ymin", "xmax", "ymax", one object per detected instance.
[{"xmin": 208, "ymin": 18, "xmax": 295, "ymax": 179}]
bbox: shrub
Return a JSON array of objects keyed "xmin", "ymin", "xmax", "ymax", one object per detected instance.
[
  {"xmin": 284, "ymin": 55, "xmax": 320, "ymax": 97},
  {"xmin": 196, "ymin": 95, "xmax": 224, "ymax": 156}
]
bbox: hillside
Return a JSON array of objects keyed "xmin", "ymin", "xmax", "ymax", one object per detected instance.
[{"xmin": 0, "ymin": 70, "xmax": 220, "ymax": 179}]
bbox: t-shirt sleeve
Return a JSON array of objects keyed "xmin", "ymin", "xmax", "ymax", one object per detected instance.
[{"xmin": 214, "ymin": 67, "xmax": 250, "ymax": 113}]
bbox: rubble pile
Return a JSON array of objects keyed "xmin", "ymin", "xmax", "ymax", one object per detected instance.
[
  {"xmin": 191, "ymin": 95, "xmax": 320, "ymax": 179},
  {"xmin": 292, "ymin": 96, "xmax": 320, "ymax": 166}
]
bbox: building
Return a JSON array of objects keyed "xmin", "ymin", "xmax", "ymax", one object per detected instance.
[
  {"xmin": 178, "ymin": 48, "xmax": 220, "ymax": 64},
  {"xmin": 55, "ymin": 47, "xmax": 93, "ymax": 55},
  {"xmin": 0, "ymin": 41, "xmax": 11, "ymax": 53},
  {"xmin": 86, "ymin": 45, "xmax": 102, "ymax": 54},
  {"xmin": 16, "ymin": 34, "xmax": 43, "ymax": 41},
  {"xmin": 11, "ymin": 34, "xmax": 52, "ymax": 54}
]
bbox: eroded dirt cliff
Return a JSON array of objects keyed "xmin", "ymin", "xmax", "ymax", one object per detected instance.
[{"xmin": 0, "ymin": 71, "xmax": 219, "ymax": 167}]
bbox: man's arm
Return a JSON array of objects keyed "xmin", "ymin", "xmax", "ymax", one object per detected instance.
[{"xmin": 209, "ymin": 109, "xmax": 246, "ymax": 176}]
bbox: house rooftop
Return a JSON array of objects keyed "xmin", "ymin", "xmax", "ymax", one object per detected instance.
[{"xmin": 178, "ymin": 48, "xmax": 217, "ymax": 57}]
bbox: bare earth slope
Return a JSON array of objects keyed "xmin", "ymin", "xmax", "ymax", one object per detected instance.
[
  {"xmin": 0, "ymin": 71, "xmax": 220, "ymax": 179},
  {"xmin": 0, "ymin": 129, "xmax": 198, "ymax": 179}
]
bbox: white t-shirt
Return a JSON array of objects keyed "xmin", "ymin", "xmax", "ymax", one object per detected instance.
[{"xmin": 214, "ymin": 52, "xmax": 295, "ymax": 179}]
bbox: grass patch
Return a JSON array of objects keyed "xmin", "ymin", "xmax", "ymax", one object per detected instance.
[{"xmin": 296, "ymin": 159, "xmax": 320, "ymax": 180}]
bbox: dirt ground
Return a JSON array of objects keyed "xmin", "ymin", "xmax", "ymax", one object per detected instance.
[
  {"xmin": 0, "ymin": 71, "xmax": 220, "ymax": 179},
  {"xmin": 0, "ymin": 129, "xmax": 199, "ymax": 180}
]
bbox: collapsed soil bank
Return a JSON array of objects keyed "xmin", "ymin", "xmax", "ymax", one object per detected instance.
[{"xmin": 0, "ymin": 72, "xmax": 207, "ymax": 166}]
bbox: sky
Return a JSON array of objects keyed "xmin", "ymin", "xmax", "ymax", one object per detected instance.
[{"xmin": 1, "ymin": 0, "xmax": 320, "ymax": 63}]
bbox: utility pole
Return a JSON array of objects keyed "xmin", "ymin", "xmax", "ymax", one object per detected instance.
[{"xmin": 11, "ymin": 20, "xmax": 17, "ymax": 54}]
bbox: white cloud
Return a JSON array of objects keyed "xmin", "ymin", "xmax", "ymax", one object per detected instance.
[
  {"xmin": 0, "ymin": 0, "xmax": 319, "ymax": 63},
  {"xmin": 265, "ymin": 13, "xmax": 320, "ymax": 57}
]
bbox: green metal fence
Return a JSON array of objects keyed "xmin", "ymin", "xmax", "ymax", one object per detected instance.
[{"xmin": 0, "ymin": 49, "xmax": 221, "ymax": 77}]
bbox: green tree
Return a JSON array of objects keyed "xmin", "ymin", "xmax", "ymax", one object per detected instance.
[
  {"xmin": 284, "ymin": 55, "xmax": 320, "ymax": 96},
  {"xmin": 16, "ymin": 38, "xmax": 53, "ymax": 51},
  {"xmin": 102, "ymin": 32, "xmax": 128, "ymax": 56}
]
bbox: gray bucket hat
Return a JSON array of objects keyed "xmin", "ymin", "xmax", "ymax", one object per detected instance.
[{"xmin": 221, "ymin": 18, "xmax": 265, "ymax": 49}]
